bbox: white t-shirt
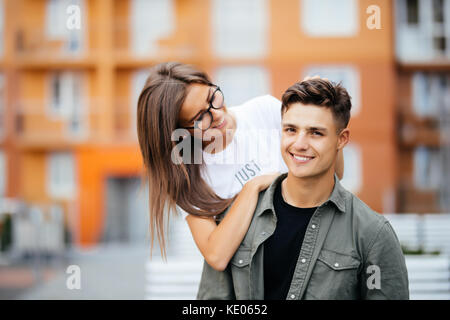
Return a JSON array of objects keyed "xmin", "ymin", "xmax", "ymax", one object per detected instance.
[{"xmin": 179, "ymin": 95, "xmax": 288, "ymax": 219}]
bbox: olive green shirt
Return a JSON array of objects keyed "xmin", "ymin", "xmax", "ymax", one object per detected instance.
[{"xmin": 197, "ymin": 173, "xmax": 409, "ymax": 300}]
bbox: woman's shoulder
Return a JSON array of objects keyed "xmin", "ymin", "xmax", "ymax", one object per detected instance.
[
  {"xmin": 230, "ymin": 95, "xmax": 282, "ymax": 129},
  {"xmin": 232, "ymin": 95, "xmax": 281, "ymax": 111}
]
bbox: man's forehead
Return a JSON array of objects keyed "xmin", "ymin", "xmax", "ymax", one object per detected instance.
[{"xmin": 282, "ymin": 103, "xmax": 335, "ymax": 127}]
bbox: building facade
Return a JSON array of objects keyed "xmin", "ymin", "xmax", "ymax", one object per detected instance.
[{"xmin": 0, "ymin": 0, "xmax": 447, "ymax": 247}]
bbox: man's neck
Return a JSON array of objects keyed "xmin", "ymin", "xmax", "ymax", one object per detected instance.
[{"xmin": 282, "ymin": 168, "xmax": 335, "ymax": 208}]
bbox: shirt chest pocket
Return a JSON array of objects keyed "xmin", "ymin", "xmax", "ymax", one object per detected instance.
[
  {"xmin": 304, "ymin": 249, "xmax": 361, "ymax": 300},
  {"xmin": 229, "ymin": 248, "xmax": 252, "ymax": 299},
  {"xmin": 317, "ymin": 249, "xmax": 361, "ymax": 271}
]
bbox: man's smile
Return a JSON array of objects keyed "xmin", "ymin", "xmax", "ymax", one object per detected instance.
[{"xmin": 289, "ymin": 152, "xmax": 315, "ymax": 164}]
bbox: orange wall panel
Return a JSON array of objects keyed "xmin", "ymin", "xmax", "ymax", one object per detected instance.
[
  {"xmin": 77, "ymin": 145, "xmax": 144, "ymax": 246},
  {"xmin": 21, "ymin": 152, "xmax": 48, "ymax": 202}
]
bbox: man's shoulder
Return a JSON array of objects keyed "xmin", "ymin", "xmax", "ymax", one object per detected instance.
[
  {"xmin": 342, "ymin": 190, "xmax": 391, "ymax": 248},
  {"xmin": 345, "ymin": 191, "xmax": 386, "ymax": 225}
]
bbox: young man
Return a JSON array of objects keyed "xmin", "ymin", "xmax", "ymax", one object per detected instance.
[{"xmin": 197, "ymin": 79, "xmax": 409, "ymax": 300}]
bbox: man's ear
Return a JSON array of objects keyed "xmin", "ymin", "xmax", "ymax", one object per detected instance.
[{"xmin": 337, "ymin": 128, "xmax": 349, "ymax": 150}]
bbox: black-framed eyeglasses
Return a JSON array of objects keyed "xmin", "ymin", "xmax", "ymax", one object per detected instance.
[{"xmin": 183, "ymin": 85, "xmax": 225, "ymax": 131}]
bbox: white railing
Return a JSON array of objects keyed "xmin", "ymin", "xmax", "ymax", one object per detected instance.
[
  {"xmin": 385, "ymin": 213, "xmax": 450, "ymax": 300},
  {"xmin": 384, "ymin": 213, "xmax": 450, "ymax": 254},
  {"xmin": 405, "ymin": 255, "xmax": 450, "ymax": 300},
  {"xmin": 11, "ymin": 204, "xmax": 65, "ymax": 257},
  {"xmin": 145, "ymin": 212, "xmax": 203, "ymax": 300}
]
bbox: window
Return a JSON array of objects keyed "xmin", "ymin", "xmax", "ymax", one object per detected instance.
[
  {"xmin": 49, "ymin": 72, "xmax": 86, "ymax": 137},
  {"xmin": 214, "ymin": 66, "xmax": 270, "ymax": 107},
  {"xmin": 301, "ymin": 0, "xmax": 359, "ymax": 37},
  {"xmin": 433, "ymin": 0, "xmax": 444, "ymax": 23},
  {"xmin": 212, "ymin": 0, "xmax": 268, "ymax": 58},
  {"xmin": 395, "ymin": 0, "xmax": 450, "ymax": 61},
  {"xmin": 302, "ymin": 66, "xmax": 361, "ymax": 116},
  {"xmin": 407, "ymin": 0, "xmax": 419, "ymax": 25},
  {"xmin": 412, "ymin": 72, "xmax": 449, "ymax": 117},
  {"xmin": 45, "ymin": 0, "xmax": 84, "ymax": 54},
  {"xmin": 130, "ymin": 0, "xmax": 175, "ymax": 56},
  {"xmin": 414, "ymin": 147, "xmax": 441, "ymax": 190},
  {"xmin": 47, "ymin": 152, "xmax": 76, "ymax": 199},
  {"xmin": 131, "ymin": 70, "xmax": 148, "ymax": 138},
  {"xmin": 340, "ymin": 143, "xmax": 363, "ymax": 194},
  {"xmin": 431, "ymin": 0, "xmax": 447, "ymax": 57},
  {"xmin": 0, "ymin": 150, "xmax": 5, "ymax": 197}
]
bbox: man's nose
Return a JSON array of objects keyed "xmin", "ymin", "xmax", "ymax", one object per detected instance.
[{"xmin": 292, "ymin": 133, "xmax": 309, "ymax": 151}]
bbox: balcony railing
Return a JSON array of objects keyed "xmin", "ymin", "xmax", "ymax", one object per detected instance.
[
  {"xmin": 113, "ymin": 23, "xmax": 199, "ymax": 62},
  {"xmin": 14, "ymin": 100, "xmax": 139, "ymax": 146},
  {"xmin": 14, "ymin": 28, "xmax": 97, "ymax": 62}
]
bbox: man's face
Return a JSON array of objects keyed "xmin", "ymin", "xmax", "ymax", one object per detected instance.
[{"xmin": 281, "ymin": 102, "xmax": 349, "ymax": 179}]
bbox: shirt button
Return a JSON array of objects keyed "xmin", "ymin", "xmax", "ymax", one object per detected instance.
[
  {"xmin": 290, "ymin": 294, "xmax": 295, "ymax": 299},
  {"xmin": 239, "ymin": 260, "xmax": 243, "ymax": 264},
  {"xmin": 311, "ymin": 224, "xmax": 316, "ymax": 229},
  {"xmin": 261, "ymin": 232, "xmax": 266, "ymax": 236},
  {"xmin": 334, "ymin": 262, "xmax": 339, "ymax": 267},
  {"xmin": 301, "ymin": 258, "xmax": 306, "ymax": 263}
]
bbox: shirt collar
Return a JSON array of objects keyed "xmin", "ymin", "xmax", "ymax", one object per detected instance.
[{"xmin": 255, "ymin": 172, "xmax": 347, "ymax": 217}]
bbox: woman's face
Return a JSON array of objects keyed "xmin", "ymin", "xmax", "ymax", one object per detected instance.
[{"xmin": 178, "ymin": 83, "xmax": 235, "ymax": 141}]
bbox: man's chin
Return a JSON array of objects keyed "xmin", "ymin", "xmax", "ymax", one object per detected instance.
[
  {"xmin": 287, "ymin": 166, "xmax": 335, "ymax": 181},
  {"xmin": 287, "ymin": 168, "xmax": 315, "ymax": 179}
]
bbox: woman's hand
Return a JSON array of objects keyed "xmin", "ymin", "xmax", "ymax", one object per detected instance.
[
  {"xmin": 186, "ymin": 171, "xmax": 281, "ymax": 271},
  {"xmin": 303, "ymin": 75, "xmax": 329, "ymax": 82},
  {"xmin": 246, "ymin": 172, "xmax": 281, "ymax": 192}
]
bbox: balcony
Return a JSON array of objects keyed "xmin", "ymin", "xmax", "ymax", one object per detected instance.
[
  {"xmin": 398, "ymin": 109, "xmax": 442, "ymax": 148},
  {"xmin": 13, "ymin": 100, "xmax": 139, "ymax": 148},
  {"xmin": 113, "ymin": 22, "xmax": 201, "ymax": 67},
  {"xmin": 14, "ymin": 28, "xmax": 97, "ymax": 69}
]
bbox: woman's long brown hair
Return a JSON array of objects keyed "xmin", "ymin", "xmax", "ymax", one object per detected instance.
[{"xmin": 137, "ymin": 62, "xmax": 236, "ymax": 259}]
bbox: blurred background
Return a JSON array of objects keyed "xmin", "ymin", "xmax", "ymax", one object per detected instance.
[{"xmin": 0, "ymin": 0, "xmax": 449, "ymax": 300}]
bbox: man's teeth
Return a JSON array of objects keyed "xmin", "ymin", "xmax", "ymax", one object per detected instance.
[{"xmin": 293, "ymin": 155, "xmax": 312, "ymax": 161}]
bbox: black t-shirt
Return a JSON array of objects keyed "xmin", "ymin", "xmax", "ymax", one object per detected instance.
[{"xmin": 263, "ymin": 179, "xmax": 317, "ymax": 300}]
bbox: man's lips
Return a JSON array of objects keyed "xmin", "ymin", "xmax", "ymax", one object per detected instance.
[{"xmin": 289, "ymin": 152, "xmax": 315, "ymax": 164}]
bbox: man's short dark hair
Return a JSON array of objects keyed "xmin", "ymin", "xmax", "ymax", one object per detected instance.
[{"xmin": 281, "ymin": 79, "xmax": 352, "ymax": 130}]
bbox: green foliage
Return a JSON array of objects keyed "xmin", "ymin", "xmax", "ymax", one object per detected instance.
[
  {"xmin": 401, "ymin": 244, "xmax": 440, "ymax": 255},
  {"xmin": 0, "ymin": 214, "xmax": 12, "ymax": 252}
]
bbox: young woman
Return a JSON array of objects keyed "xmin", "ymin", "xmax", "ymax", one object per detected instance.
[{"xmin": 137, "ymin": 62, "xmax": 343, "ymax": 271}]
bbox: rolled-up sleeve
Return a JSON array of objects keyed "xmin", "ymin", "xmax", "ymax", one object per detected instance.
[{"xmin": 360, "ymin": 221, "xmax": 410, "ymax": 300}]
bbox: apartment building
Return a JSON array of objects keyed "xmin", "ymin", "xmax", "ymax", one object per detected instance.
[
  {"xmin": 1, "ymin": 0, "xmax": 444, "ymax": 247},
  {"xmin": 394, "ymin": 0, "xmax": 450, "ymax": 213}
]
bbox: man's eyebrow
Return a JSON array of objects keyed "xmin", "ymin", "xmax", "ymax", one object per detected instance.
[
  {"xmin": 282, "ymin": 123, "xmax": 328, "ymax": 132},
  {"xmin": 188, "ymin": 87, "xmax": 212, "ymax": 123},
  {"xmin": 308, "ymin": 126, "xmax": 328, "ymax": 132}
]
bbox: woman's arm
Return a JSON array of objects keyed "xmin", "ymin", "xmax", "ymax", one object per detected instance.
[{"xmin": 186, "ymin": 173, "xmax": 279, "ymax": 271}]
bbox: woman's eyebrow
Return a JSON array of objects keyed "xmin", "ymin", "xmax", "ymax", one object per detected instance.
[{"xmin": 188, "ymin": 87, "xmax": 212, "ymax": 123}]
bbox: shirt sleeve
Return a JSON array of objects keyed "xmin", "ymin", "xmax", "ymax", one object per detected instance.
[
  {"xmin": 259, "ymin": 95, "xmax": 288, "ymax": 173},
  {"xmin": 259, "ymin": 95, "xmax": 283, "ymax": 129},
  {"xmin": 360, "ymin": 221, "xmax": 410, "ymax": 300}
]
